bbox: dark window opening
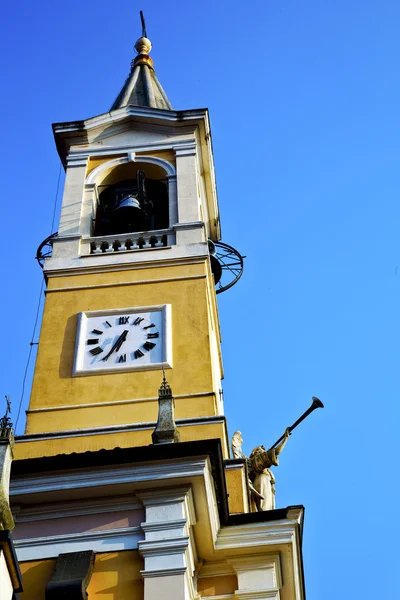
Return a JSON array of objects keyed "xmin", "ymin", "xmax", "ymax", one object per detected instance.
[{"xmin": 94, "ymin": 172, "xmax": 169, "ymax": 237}]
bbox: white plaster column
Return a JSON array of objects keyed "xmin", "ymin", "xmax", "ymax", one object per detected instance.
[
  {"xmin": 51, "ymin": 156, "xmax": 88, "ymax": 261},
  {"xmin": 137, "ymin": 487, "xmax": 198, "ymax": 600},
  {"xmin": 228, "ymin": 554, "xmax": 282, "ymax": 600},
  {"xmin": 0, "ymin": 550, "xmax": 13, "ymax": 600},
  {"xmin": 175, "ymin": 146, "xmax": 201, "ymax": 226},
  {"xmin": 168, "ymin": 175, "xmax": 178, "ymax": 228},
  {"xmin": 58, "ymin": 158, "xmax": 88, "ymax": 238}
]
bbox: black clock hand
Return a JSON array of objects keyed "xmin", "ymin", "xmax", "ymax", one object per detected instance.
[{"xmin": 102, "ymin": 330, "xmax": 129, "ymax": 361}]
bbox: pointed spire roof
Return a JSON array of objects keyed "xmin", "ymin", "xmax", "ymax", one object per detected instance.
[{"xmin": 111, "ymin": 12, "xmax": 173, "ymax": 112}]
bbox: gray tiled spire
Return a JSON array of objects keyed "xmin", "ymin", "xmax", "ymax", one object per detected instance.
[{"xmin": 111, "ymin": 32, "xmax": 172, "ymax": 111}]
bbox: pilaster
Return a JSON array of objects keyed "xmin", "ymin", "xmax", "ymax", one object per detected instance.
[
  {"xmin": 138, "ymin": 487, "xmax": 198, "ymax": 600},
  {"xmin": 58, "ymin": 158, "xmax": 88, "ymax": 237},
  {"xmin": 228, "ymin": 555, "xmax": 282, "ymax": 600}
]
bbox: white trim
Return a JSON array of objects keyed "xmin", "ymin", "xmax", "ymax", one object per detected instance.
[
  {"xmin": 224, "ymin": 462, "xmax": 246, "ymax": 471},
  {"xmin": 15, "ymin": 526, "xmax": 142, "ymax": 561},
  {"xmin": 15, "ymin": 416, "xmax": 226, "ymax": 442},
  {"xmin": 138, "ymin": 536, "xmax": 190, "ymax": 556},
  {"xmin": 234, "ymin": 591, "xmax": 280, "ymax": 600},
  {"xmin": 15, "ymin": 495, "xmax": 142, "ymax": 522},
  {"xmin": 26, "ymin": 391, "xmax": 215, "ymax": 414},
  {"xmin": 216, "ymin": 521, "xmax": 297, "ymax": 550},
  {"xmin": 11, "ymin": 458, "xmax": 210, "ymax": 497},
  {"xmin": 199, "ymin": 596, "xmax": 234, "ymax": 600},
  {"xmin": 45, "ymin": 274, "xmax": 207, "ymax": 294},
  {"xmin": 67, "ymin": 137, "xmax": 196, "ymax": 161},
  {"xmin": 173, "ymin": 221, "xmax": 204, "ymax": 230},
  {"xmin": 140, "ymin": 567, "xmax": 187, "ymax": 578},
  {"xmin": 85, "ymin": 153, "xmax": 176, "ymax": 185},
  {"xmin": 53, "ymin": 107, "xmax": 209, "ymax": 136}
]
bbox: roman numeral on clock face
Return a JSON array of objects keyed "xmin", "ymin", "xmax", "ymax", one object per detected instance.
[
  {"xmin": 143, "ymin": 341, "xmax": 156, "ymax": 351},
  {"xmin": 117, "ymin": 354, "xmax": 126, "ymax": 363},
  {"xmin": 134, "ymin": 317, "xmax": 144, "ymax": 325},
  {"xmin": 147, "ymin": 332, "xmax": 159, "ymax": 339},
  {"xmin": 134, "ymin": 349, "xmax": 144, "ymax": 359},
  {"xmin": 89, "ymin": 346, "xmax": 103, "ymax": 356},
  {"xmin": 87, "ymin": 338, "xmax": 99, "ymax": 345},
  {"xmin": 92, "ymin": 329, "xmax": 103, "ymax": 335},
  {"xmin": 118, "ymin": 316, "xmax": 129, "ymax": 325},
  {"xmin": 143, "ymin": 323, "xmax": 156, "ymax": 330}
]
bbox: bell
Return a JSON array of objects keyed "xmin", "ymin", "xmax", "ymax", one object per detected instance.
[
  {"xmin": 111, "ymin": 193, "xmax": 145, "ymax": 233},
  {"xmin": 115, "ymin": 194, "xmax": 141, "ymax": 212},
  {"xmin": 208, "ymin": 240, "xmax": 222, "ymax": 284}
]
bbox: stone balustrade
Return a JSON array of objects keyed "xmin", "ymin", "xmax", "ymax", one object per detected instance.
[{"xmin": 89, "ymin": 229, "xmax": 174, "ymax": 254}]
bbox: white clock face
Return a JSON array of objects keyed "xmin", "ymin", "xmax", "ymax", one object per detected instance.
[{"xmin": 73, "ymin": 305, "xmax": 171, "ymax": 376}]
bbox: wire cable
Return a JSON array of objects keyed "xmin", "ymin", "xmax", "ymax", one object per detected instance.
[{"xmin": 14, "ymin": 162, "xmax": 62, "ymax": 431}]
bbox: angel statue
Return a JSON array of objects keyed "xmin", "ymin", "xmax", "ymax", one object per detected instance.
[{"xmin": 231, "ymin": 428, "xmax": 290, "ymax": 512}]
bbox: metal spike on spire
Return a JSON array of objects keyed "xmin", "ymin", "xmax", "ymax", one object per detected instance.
[
  {"xmin": 140, "ymin": 10, "xmax": 147, "ymax": 38},
  {"xmin": 110, "ymin": 11, "xmax": 173, "ymax": 111}
]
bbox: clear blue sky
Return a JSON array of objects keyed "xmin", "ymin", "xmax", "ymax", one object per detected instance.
[{"xmin": 2, "ymin": 1, "xmax": 400, "ymax": 597}]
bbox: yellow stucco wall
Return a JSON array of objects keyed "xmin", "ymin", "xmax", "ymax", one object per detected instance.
[
  {"xmin": 197, "ymin": 575, "xmax": 237, "ymax": 597},
  {"xmin": 19, "ymin": 551, "xmax": 144, "ymax": 600},
  {"xmin": 19, "ymin": 559, "xmax": 56, "ymax": 600},
  {"xmin": 26, "ymin": 261, "xmax": 220, "ymax": 436},
  {"xmin": 225, "ymin": 467, "xmax": 249, "ymax": 514},
  {"xmin": 15, "ymin": 421, "xmax": 228, "ymax": 460}
]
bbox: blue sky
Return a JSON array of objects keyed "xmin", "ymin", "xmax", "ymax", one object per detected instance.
[{"xmin": 2, "ymin": 1, "xmax": 400, "ymax": 597}]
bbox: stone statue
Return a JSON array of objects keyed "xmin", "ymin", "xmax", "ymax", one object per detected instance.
[{"xmin": 232, "ymin": 428, "xmax": 291, "ymax": 512}]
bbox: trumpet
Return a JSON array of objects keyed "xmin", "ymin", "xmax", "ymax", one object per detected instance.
[{"xmin": 267, "ymin": 397, "xmax": 324, "ymax": 452}]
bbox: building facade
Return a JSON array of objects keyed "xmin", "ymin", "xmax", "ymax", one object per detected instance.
[{"xmin": 7, "ymin": 23, "xmax": 306, "ymax": 600}]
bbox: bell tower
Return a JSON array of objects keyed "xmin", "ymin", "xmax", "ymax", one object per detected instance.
[
  {"xmin": 11, "ymin": 16, "xmax": 309, "ymax": 600},
  {"xmin": 18, "ymin": 21, "xmax": 241, "ymax": 462}
]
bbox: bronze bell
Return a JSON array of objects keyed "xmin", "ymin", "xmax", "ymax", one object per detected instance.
[
  {"xmin": 115, "ymin": 193, "xmax": 141, "ymax": 212},
  {"xmin": 111, "ymin": 193, "xmax": 145, "ymax": 233}
]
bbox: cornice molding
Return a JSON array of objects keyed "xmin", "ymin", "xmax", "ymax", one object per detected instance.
[
  {"xmin": 14, "ymin": 495, "xmax": 142, "ymax": 522},
  {"xmin": 14, "ymin": 525, "xmax": 142, "ymax": 561},
  {"xmin": 14, "ymin": 415, "xmax": 226, "ymax": 443},
  {"xmin": 26, "ymin": 391, "xmax": 216, "ymax": 414},
  {"xmin": 44, "ymin": 273, "xmax": 207, "ymax": 294},
  {"xmin": 11, "ymin": 457, "xmax": 210, "ymax": 497},
  {"xmin": 216, "ymin": 520, "xmax": 297, "ymax": 550}
]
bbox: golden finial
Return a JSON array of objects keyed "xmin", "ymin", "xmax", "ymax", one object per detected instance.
[{"xmin": 132, "ymin": 11, "xmax": 153, "ymax": 67}]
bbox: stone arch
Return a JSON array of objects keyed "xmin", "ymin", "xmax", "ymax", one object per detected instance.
[{"xmin": 85, "ymin": 153, "xmax": 177, "ymax": 230}]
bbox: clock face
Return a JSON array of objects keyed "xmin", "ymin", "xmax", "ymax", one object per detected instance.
[{"xmin": 73, "ymin": 305, "xmax": 171, "ymax": 376}]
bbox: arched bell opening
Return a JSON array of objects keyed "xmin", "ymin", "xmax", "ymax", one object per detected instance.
[{"xmin": 93, "ymin": 162, "xmax": 169, "ymax": 237}]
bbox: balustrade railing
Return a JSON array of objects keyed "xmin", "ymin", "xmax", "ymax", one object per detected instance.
[{"xmin": 88, "ymin": 229, "xmax": 174, "ymax": 255}]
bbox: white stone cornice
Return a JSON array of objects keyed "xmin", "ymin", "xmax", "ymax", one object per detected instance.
[
  {"xmin": 216, "ymin": 520, "xmax": 297, "ymax": 551},
  {"xmin": 67, "ymin": 138, "xmax": 196, "ymax": 161},
  {"xmin": 14, "ymin": 415, "xmax": 225, "ymax": 444},
  {"xmin": 14, "ymin": 495, "xmax": 142, "ymax": 522},
  {"xmin": 11, "ymin": 458, "xmax": 209, "ymax": 497},
  {"xmin": 140, "ymin": 566, "xmax": 187, "ymax": 578},
  {"xmin": 234, "ymin": 590, "xmax": 280, "ymax": 600},
  {"xmin": 15, "ymin": 525, "xmax": 142, "ymax": 561},
  {"xmin": 174, "ymin": 142, "xmax": 197, "ymax": 157},
  {"xmin": 138, "ymin": 536, "xmax": 190, "ymax": 557}
]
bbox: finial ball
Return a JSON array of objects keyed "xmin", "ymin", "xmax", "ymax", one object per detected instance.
[{"xmin": 135, "ymin": 36, "xmax": 152, "ymax": 55}]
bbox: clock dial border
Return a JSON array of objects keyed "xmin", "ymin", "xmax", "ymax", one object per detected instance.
[{"xmin": 72, "ymin": 304, "xmax": 172, "ymax": 377}]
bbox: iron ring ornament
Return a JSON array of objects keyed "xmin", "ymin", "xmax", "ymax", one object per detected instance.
[
  {"xmin": 35, "ymin": 232, "xmax": 244, "ymax": 294},
  {"xmin": 208, "ymin": 240, "xmax": 245, "ymax": 294},
  {"xmin": 36, "ymin": 232, "xmax": 58, "ymax": 268}
]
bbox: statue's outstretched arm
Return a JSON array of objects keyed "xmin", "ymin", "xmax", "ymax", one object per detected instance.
[{"xmin": 275, "ymin": 427, "xmax": 290, "ymax": 456}]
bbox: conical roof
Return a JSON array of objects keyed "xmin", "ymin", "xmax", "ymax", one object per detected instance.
[{"xmin": 111, "ymin": 19, "xmax": 172, "ymax": 112}]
